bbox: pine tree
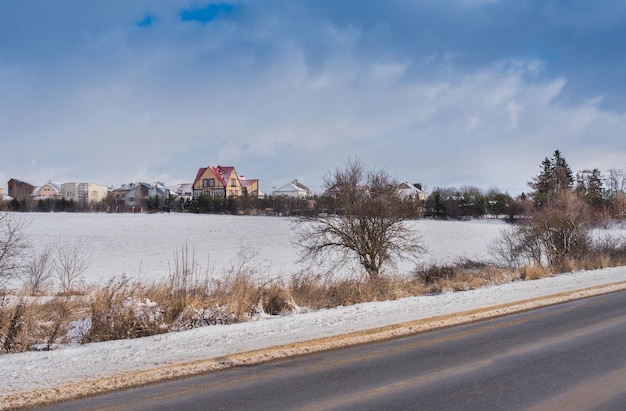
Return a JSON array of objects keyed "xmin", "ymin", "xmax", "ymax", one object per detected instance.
[{"xmin": 529, "ymin": 150, "xmax": 574, "ymax": 207}]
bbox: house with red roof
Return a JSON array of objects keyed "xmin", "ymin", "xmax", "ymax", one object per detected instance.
[
  {"xmin": 239, "ymin": 175, "xmax": 260, "ymax": 198},
  {"xmin": 193, "ymin": 165, "xmax": 259, "ymax": 198}
]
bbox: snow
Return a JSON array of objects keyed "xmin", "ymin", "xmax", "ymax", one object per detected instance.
[
  {"xmin": 17, "ymin": 213, "xmax": 509, "ymax": 284},
  {"xmin": 2, "ymin": 266, "xmax": 626, "ymax": 409},
  {"xmin": 3, "ymin": 213, "xmax": 626, "ymax": 408}
]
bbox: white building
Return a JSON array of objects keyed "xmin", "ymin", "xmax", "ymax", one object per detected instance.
[
  {"xmin": 61, "ymin": 182, "xmax": 108, "ymax": 205},
  {"xmin": 273, "ymin": 180, "xmax": 314, "ymax": 199},
  {"xmin": 397, "ymin": 182, "xmax": 427, "ymax": 201}
]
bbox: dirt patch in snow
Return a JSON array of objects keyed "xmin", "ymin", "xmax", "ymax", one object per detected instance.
[{"xmin": 5, "ymin": 280, "xmax": 626, "ymax": 410}]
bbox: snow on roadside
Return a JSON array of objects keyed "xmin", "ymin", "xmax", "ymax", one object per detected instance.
[{"xmin": 2, "ymin": 267, "xmax": 626, "ymax": 408}]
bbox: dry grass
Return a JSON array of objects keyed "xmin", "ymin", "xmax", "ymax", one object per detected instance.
[{"xmin": 3, "ymin": 240, "xmax": 626, "ymax": 354}]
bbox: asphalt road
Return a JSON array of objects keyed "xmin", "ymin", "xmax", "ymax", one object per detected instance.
[{"xmin": 31, "ymin": 290, "xmax": 626, "ymax": 411}]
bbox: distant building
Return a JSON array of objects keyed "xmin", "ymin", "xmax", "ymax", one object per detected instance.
[
  {"xmin": 168, "ymin": 183, "xmax": 194, "ymax": 201},
  {"xmin": 240, "ymin": 176, "xmax": 261, "ymax": 198},
  {"xmin": 32, "ymin": 181, "xmax": 62, "ymax": 201},
  {"xmin": 397, "ymin": 182, "xmax": 427, "ymax": 201},
  {"xmin": 112, "ymin": 182, "xmax": 170, "ymax": 212},
  {"xmin": 7, "ymin": 179, "xmax": 35, "ymax": 203},
  {"xmin": 192, "ymin": 165, "xmax": 260, "ymax": 198},
  {"xmin": 61, "ymin": 182, "xmax": 108, "ymax": 205},
  {"xmin": 273, "ymin": 180, "xmax": 314, "ymax": 199}
]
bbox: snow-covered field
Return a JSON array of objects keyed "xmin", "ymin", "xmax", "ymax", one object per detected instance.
[
  {"xmin": 18, "ymin": 213, "xmax": 508, "ymax": 284},
  {"xmin": 4, "ymin": 213, "xmax": 626, "ymax": 408},
  {"xmin": 3, "ymin": 267, "xmax": 626, "ymax": 409}
]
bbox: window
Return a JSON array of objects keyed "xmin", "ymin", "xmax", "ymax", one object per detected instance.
[
  {"xmin": 231, "ymin": 178, "xmax": 237, "ymax": 187},
  {"xmin": 209, "ymin": 178, "xmax": 215, "ymax": 187},
  {"xmin": 203, "ymin": 179, "xmax": 209, "ymax": 187}
]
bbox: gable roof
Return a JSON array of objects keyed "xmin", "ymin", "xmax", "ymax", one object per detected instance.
[
  {"xmin": 193, "ymin": 168, "xmax": 208, "ymax": 186},
  {"xmin": 194, "ymin": 165, "xmax": 239, "ymax": 187},
  {"xmin": 274, "ymin": 182, "xmax": 307, "ymax": 194},
  {"xmin": 240, "ymin": 177, "xmax": 258, "ymax": 189}
]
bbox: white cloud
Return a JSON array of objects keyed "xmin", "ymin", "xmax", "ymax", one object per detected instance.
[
  {"xmin": 466, "ymin": 117, "xmax": 481, "ymax": 130},
  {"xmin": 1, "ymin": 2, "xmax": 624, "ymax": 196},
  {"xmin": 506, "ymin": 100, "xmax": 522, "ymax": 129}
]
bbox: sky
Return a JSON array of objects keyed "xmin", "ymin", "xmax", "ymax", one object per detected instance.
[{"xmin": 2, "ymin": 0, "xmax": 626, "ymax": 196}]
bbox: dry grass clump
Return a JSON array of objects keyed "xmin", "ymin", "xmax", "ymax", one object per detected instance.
[
  {"xmin": 288, "ymin": 271, "xmax": 416, "ymax": 309},
  {"xmin": 0, "ymin": 292, "xmax": 84, "ymax": 353},
  {"xmin": 519, "ymin": 264, "xmax": 550, "ymax": 280},
  {"xmin": 413, "ymin": 259, "xmax": 521, "ymax": 294},
  {"xmin": 81, "ymin": 276, "xmax": 168, "ymax": 343}
]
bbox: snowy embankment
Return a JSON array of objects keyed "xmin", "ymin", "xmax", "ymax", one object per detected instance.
[{"xmin": 3, "ymin": 267, "xmax": 626, "ymax": 409}]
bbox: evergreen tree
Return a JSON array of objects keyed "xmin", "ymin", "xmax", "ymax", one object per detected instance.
[
  {"xmin": 576, "ymin": 168, "xmax": 604, "ymax": 209},
  {"xmin": 529, "ymin": 150, "xmax": 574, "ymax": 207}
]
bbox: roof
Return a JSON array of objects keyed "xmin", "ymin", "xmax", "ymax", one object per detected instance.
[
  {"xmin": 211, "ymin": 166, "xmax": 236, "ymax": 186},
  {"xmin": 240, "ymin": 177, "xmax": 258, "ymax": 189},
  {"xmin": 274, "ymin": 182, "xmax": 308, "ymax": 195},
  {"xmin": 194, "ymin": 165, "xmax": 238, "ymax": 187},
  {"xmin": 43, "ymin": 182, "xmax": 62, "ymax": 192},
  {"xmin": 8, "ymin": 178, "xmax": 34, "ymax": 187}
]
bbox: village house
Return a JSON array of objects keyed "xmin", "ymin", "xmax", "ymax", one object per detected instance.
[
  {"xmin": 273, "ymin": 179, "xmax": 314, "ymax": 199},
  {"xmin": 168, "ymin": 183, "xmax": 194, "ymax": 202},
  {"xmin": 240, "ymin": 176, "xmax": 261, "ymax": 198},
  {"xmin": 61, "ymin": 182, "xmax": 108, "ymax": 205},
  {"xmin": 397, "ymin": 182, "xmax": 427, "ymax": 201},
  {"xmin": 7, "ymin": 179, "xmax": 35, "ymax": 203},
  {"xmin": 110, "ymin": 182, "xmax": 169, "ymax": 212},
  {"xmin": 32, "ymin": 181, "xmax": 62, "ymax": 201},
  {"xmin": 192, "ymin": 165, "xmax": 260, "ymax": 198}
]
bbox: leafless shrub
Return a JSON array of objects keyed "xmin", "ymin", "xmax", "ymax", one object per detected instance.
[
  {"xmin": 22, "ymin": 245, "xmax": 54, "ymax": 296},
  {"xmin": 587, "ymin": 232, "xmax": 626, "ymax": 269},
  {"xmin": 53, "ymin": 242, "xmax": 90, "ymax": 294},
  {"xmin": 490, "ymin": 193, "xmax": 593, "ymax": 273},
  {"xmin": 0, "ymin": 213, "xmax": 29, "ymax": 287}
]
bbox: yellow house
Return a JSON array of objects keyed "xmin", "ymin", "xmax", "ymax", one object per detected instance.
[{"xmin": 193, "ymin": 165, "xmax": 242, "ymax": 198}]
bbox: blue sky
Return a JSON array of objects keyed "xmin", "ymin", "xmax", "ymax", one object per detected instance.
[{"xmin": 2, "ymin": 0, "xmax": 626, "ymax": 195}]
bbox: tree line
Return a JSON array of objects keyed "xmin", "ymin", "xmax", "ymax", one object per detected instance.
[
  {"xmin": 425, "ymin": 151, "xmax": 626, "ymax": 220},
  {"xmin": 4, "ymin": 150, "xmax": 626, "ymax": 220}
]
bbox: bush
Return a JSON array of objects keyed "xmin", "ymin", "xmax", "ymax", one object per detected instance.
[{"xmin": 490, "ymin": 193, "xmax": 593, "ymax": 272}]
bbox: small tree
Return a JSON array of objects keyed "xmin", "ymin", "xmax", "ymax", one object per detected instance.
[
  {"xmin": 0, "ymin": 213, "xmax": 29, "ymax": 288},
  {"xmin": 490, "ymin": 193, "xmax": 592, "ymax": 271},
  {"xmin": 53, "ymin": 242, "xmax": 90, "ymax": 293},
  {"xmin": 22, "ymin": 245, "xmax": 54, "ymax": 296},
  {"xmin": 294, "ymin": 159, "xmax": 425, "ymax": 280}
]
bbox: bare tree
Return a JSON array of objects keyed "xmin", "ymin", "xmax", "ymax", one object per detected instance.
[
  {"xmin": 22, "ymin": 245, "xmax": 54, "ymax": 296},
  {"xmin": 0, "ymin": 213, "xmax": 29, "ymax": 288},
  {"xmin": 294, "ymin": 159, "xmax": 425, "ymax": 280},
  {"xmin": 53, "ymin": 242, "xmax": 90, "ymax": 293},
  {"xmin": 490, "ymin": 192, "xmax": 592, "ymax": 271}
]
